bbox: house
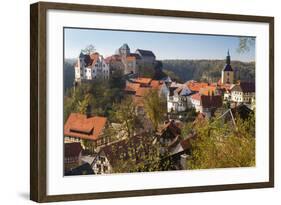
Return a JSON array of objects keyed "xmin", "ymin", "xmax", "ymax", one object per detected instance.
[
  {"xmin": 65, "ymin": 163, "xmax": 94, "ymax": 176},
  {"xmin": 64, "ymin": 142, "xmax": 83, "ymax": 172},
  {"xmin": 74, "ymin": 52, "xmax": 110, "ymax": 83},
  {"xmin": 135, "ymin": 49, "xmax": 156, "ymax": 64},
  {"xmin": 124, "ymin": 81, "xmax": 141, "ymax": 95},
  {"xmin": 167, "ymin": 84, "xmax": 194, "ymax": 113},
  {"xmin": 191, "ymin": 93, "xmax": 222, "ymax": 118},
  {"xmin": 64, "ymin": 113, "xmax": 110, "ymax": 148},
  {"xmin": 230, "ymin": 82, "xmax": 255, "ymax": 104},
  {"xmin": 124, "ymin": 78, "xmax": 163, "ymax": 116},
  {"xmin": 91, "ymin": 134, "xmax": 155, "ymax": 174},
  {"xmin": 231, "ymin": 104, "xmax": 254, "ymax": 120},
  {"xmin": 157, "ymin": 120, "xmax": 182, "ymax": 150},
  {"xmin": 221, "ymin": 50, "xmax": 234, "ymax": 84}
]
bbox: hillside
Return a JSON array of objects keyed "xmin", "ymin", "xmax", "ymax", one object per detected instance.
[
  {"xmin": 162, "ymin": 59, "xmax": 255, "ymax": 83},
  {"xmin": 63, "ymin": 58, "xmax": 256, "ymax": 92}
]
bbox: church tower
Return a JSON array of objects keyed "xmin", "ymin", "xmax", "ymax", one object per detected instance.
[{"xmin": 221, "ymin": 50, "xmax": 234, "ymax": 84}]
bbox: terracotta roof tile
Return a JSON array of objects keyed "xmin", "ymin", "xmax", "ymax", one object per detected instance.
[
  {"xmin": 191, "ymin": 93, "xmax": 201, "ymax": 101},
  {"xmin": 132, "ymin": 77, "xmax": 152, "ymax": 85},
  {"xmin": 64, "ymin": 113, "xmax": 107, "ymax": 141},
  {"xmin": 150, "ymin": 80, "xmax": 162, "ymax": 89},
  {"xmin": 186, "ymin": 81, "xmax": 208, "ymax": 92},
  {"xmin": 126, "ymin": 56, "xmax": 136, "ymax": 61},
  {"xmin": 199, "ymin": 86, "xmax": 217, "ymax": 96},
  {"xmin": 125, "ymin": 82, "xmax": 141, "ymax": 93}
]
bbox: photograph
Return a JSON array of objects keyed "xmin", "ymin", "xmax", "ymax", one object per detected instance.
[{"xmin": 63, "ymin": 28, "xmax": 256, "ymax": 176}]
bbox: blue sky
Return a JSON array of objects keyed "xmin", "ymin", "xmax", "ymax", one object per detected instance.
[{"xmin": 64, "ymin": 28, "xmax": 255, "ymax": 62}]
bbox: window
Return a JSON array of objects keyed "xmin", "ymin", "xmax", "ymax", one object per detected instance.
[{"xmin": 100, "ymin": 156, "xmax": 105, "ymax": 163}]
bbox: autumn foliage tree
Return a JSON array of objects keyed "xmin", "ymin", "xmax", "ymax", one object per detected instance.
[{"xmin": 187, "ymin": 113, "xmax": 255, "ymax": 169}]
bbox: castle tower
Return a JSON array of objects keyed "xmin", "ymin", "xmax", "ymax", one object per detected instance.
[
  {"xmin": 221, "ymin": 50, "xmax": 234, "ymax": 84},
  {"xmin": 119, "ymin": 43, "xmax": 130, "ymax": 57}
]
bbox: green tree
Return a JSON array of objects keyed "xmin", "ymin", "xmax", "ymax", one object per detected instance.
[
  {"xmin": 77, "ymin": 94, "xmax": 91, "ymax": 114},
  {"xmin": 143, "ymin": 89, "xmax": 166, "ymax": 132}
]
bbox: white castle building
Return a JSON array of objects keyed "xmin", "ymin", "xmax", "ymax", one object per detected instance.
[{"xmin": 74, "ymin": 52, "xmax": 110, "ymax": 83}]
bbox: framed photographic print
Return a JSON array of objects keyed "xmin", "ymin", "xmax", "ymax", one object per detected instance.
[{"xmin": 30, "ymin": 1, "xmax": 274, "ymax": 202}]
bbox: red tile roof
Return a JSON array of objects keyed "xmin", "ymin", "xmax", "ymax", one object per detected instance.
[
  {"xmin": 191, "ymin": 93, "xmax": 201, "ymax": 101},
  {"xmin": 132, "ymin": 77, "xmax": 152, "ymax": 85},
  {"xmin": 64, "ymin": 142, "xmax": 82, "ymax": 158},
  {"xmin": 125, "ymin": 82, "xmax": 141, "ymax": 93},
  {"xmin": 126, "ymin": 56, "xmax": 136, "ymax": 61},
  {"xmin": 186, "ymin": 81, "xmax": 208, "ymax": 92},
  {"xmin": 199, "ymin": 86, "xmax": 217, "ymax": 96},
  {"xmin": 150, "ymin": 80, "xmax": 162, "ymax": 90},
  {"xmin": 64, "ymin": 113, "xmax": 107, "ymax": 141}
]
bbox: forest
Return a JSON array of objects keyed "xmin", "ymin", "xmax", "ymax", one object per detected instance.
[{"xmin": 162, "ymin": 59, "xmax": 255, "ymax": 83}]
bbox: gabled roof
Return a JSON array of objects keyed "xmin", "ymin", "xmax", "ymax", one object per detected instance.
[
  {"xmin": 157, "ymin": 120, "xmax": 181, "ymax": 137},
  {"xmin": 64, "ymin": 113, "xmax": 107, "ymax": 141},
  {"xmin": 191, "ymin": 93, "xmax": 222, "ymax": 108},
  {"xmin": 136, "ymin": 49, "xmax": 156, "ymax": 58},
  {"xmin": 231, "ymin": 104, "xmax": 254, "ymax": 120},
  {"xmin": 174, "ymin": 85, "xmax": 193, "ymax": 96},
  {"xmin": 64, "ymin": 142, "xmax": 82, "ymax": 158},
  {"xmin": 132, "ymin": 77, "xmax": 152, "ymax": 85}
]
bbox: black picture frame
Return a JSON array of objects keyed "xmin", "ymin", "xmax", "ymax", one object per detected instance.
[{"xmin": 30, "ymin": 1, "xmax": 274, "ymax": 202}]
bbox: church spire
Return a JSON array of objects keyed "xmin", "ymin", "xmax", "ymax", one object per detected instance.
[{"xmin": 226, "ymin": 49, "xmax": 231, "ymax": 65}]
